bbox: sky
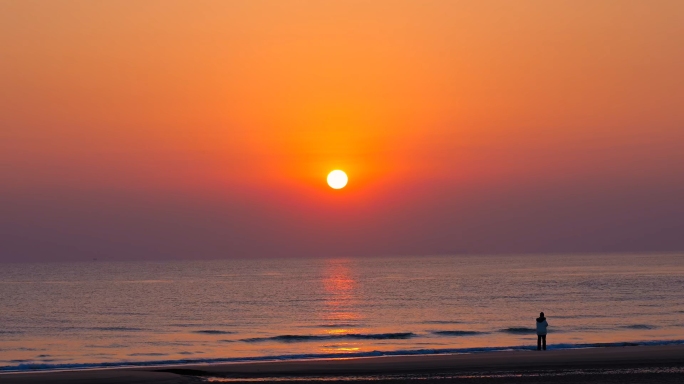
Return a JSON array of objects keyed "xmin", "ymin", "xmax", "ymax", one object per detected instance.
[{"xmin": 1, "ymin": 1, "xmax": 683, "ymax": 262}]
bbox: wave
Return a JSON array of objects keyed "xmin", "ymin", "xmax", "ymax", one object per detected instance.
[
  {"xmin": 500, "ymin": 327, "xmax": 536, "ymax": 334},
  {"xmin": 241, "ymin": 333, "xmax": 415, "ymax": 343},
  {"xmin": 91, "ymin": 327, "xmax": 145, "ymax": 332},
  {"xmin": 422, "ymin": 321, "xmax": 464, "ymax": 325},
  {"xmin": 3, "ymin": 339, "xmax": 683, "ymax": 373},
  {"xmin": 194, "ymin": 330, "xmax": 236, "ymax": 335},
  {"xmin": 432, "ymin": 331, "xmax": 485, "ymax": 336},
  {"xmin": 552, "ymin": 314, "xmax": 611, "ymax": 319},
  {"xmin": 622, "ymin": 324, "xmax": 656, "ymax": 330},
  {"xmin": 313, "ymin": 324, "xmax": 359, "ymax": 328}
]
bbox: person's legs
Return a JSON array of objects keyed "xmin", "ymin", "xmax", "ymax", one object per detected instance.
[
  {"xmin": 542, "ymin": 335, "xmax": 546, "ymax": 350},
  {"xmin": 537, "ymin": 335, "xmax": 542, "ymax": 350}
]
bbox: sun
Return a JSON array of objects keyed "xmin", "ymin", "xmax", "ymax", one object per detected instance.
[{"xmin": 327, "ymin": 170, "xmax": 348, "ymax": 189}]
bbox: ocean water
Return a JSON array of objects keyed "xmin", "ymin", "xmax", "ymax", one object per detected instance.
[{"xmin": 1, "ymin": 253, "xmax": 684, "ymax": 372}]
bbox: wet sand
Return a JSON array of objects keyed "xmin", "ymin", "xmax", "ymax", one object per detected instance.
[{"xmin": 2, "ymin": 344, "xmax": 684, "ymax": 383}]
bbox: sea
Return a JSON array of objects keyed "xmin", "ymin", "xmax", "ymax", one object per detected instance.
[{"xmin": 1, "ymin": 253, "xmax": 684, "ymax": 372}]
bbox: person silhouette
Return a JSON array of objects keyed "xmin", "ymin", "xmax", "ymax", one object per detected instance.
[{"xmin": 536, "ymin": 312, "xmax": 548, "ymax": 350}]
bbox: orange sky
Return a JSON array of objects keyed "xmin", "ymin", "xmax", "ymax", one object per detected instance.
[{"xmin": 1, "ymin": 1, "xmax": 683, "ymax": 261}]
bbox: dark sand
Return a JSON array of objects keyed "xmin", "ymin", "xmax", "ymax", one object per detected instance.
[{"xmin": 2, "ymin": 345, "xmax": 684, "ymax": 383}]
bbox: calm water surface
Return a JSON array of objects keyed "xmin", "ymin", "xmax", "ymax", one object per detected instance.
[{"xmin": 1, "ymin": 254, "xmax": 684, "ymax": 371}]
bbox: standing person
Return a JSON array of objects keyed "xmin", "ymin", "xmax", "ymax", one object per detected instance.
[{"xmin": 536, "ymin": 312, "xmax": 548, "ymax": 350}]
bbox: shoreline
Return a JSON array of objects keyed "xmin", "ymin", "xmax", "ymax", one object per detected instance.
[
  {"xmin": 3, "ymin": 344, "xmax": 684, "ymax": 383},
  {"xmin": 3, "ymin": 339, "xmax": 683, "ymax": 373}
]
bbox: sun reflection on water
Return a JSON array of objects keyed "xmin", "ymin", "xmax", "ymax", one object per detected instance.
[{"xmin": 320, "ymin": 259, "xmax": 364, "ymax": 353}]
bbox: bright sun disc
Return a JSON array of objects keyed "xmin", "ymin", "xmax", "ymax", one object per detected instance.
[{"xmin": 327, "ymin": 170, "xmax": 348, "ymax": 189}]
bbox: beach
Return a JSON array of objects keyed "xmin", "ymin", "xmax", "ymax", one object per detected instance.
[{"xmin": 3, "ymin": 345, "xmax": 684, "ymax": 383}]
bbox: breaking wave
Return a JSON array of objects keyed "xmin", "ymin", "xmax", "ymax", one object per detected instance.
[
  {"xmin": 432, "ymin": 331, "xmax": 485, "ymax": 336},
  {"xmin": 241, "ymin": 333, "xmax": 415, "ymax": 343},
  {"xmin": 500, "ymin": 327, "xmax": 536, "ymax": 334},
  {"xmin": 622, "ymin": 324, "xmax": 656, "ymax": 330}
]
